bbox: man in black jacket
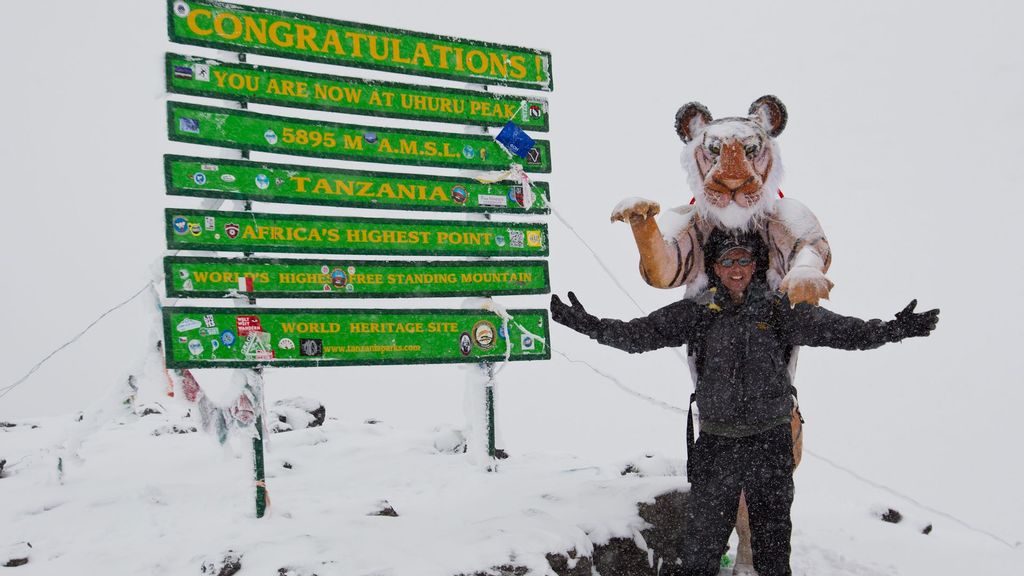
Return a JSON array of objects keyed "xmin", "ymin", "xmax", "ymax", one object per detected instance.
[{"xmin": 550, "ymin": 232, "xmax": 938, "ymax": 576}]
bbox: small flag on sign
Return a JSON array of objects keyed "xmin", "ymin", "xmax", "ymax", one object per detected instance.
[
  {"xmin": 238, "ymin": 276, "xmax": 254, "ymax": 292},
  {"xmin": 495, "ymin": 121, "xmax": 536, "ymax": 159}
]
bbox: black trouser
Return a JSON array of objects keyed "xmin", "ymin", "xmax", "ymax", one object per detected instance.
[{"xmin": 677, "ymin": 424, "xmax": 795, "ymax": 576}]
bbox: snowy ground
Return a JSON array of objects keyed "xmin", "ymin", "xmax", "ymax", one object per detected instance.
[{"xmin": 1, "ymin": 389, "xmax": 1017, "ymax": 576}]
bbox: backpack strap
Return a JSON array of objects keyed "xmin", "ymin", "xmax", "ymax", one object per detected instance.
[{"xmin": 686, "ymin": 392, "xmax": 698, "ymax": 480}]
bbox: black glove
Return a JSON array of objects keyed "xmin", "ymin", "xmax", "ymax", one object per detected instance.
[
  {"xmin": 887, "ymin": 300, "xmax": 939, "ymax": 341},
  {"xmin": 550, "ymin": 292, "xmax": 601, "ymax": 337}
]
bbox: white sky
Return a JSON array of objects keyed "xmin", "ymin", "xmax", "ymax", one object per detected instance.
[{"xmin": 1, "ymin": 0, "xmax": 1023, "ymax": 545}]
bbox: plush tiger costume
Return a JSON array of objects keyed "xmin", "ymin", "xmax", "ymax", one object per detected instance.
[
  {"xmin": 610, "ymin": 96, "xmax": 822, "ymax": 574},
  {"xmin": 610, "ymin": 95, "xmax": 832, "ymax": 305}
]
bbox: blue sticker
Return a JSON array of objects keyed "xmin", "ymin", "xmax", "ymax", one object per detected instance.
[
  {"xmin": 451, "ymin": 186, "xmax": 467, "ymax": 204},
  {"xmin": 179, "ymin": 117, "xmax": 200, "ymax": 134},
  {"xmin": 173, "ymin": 65, "xmax": 194, "ymax": 80},
  {"xmin": 462, "ymin": 145, "xmax": 476, "ymax": 159},
  {"xmin": 221, "ymin": 330, "xmax": 236, "ymax": 347},
  {"xmin": 495, "ymin": 121, "xmax": 536, "ymax": 159},
  {"xmin": 364, "ymin": 132, "xmax": 378, "ymax": 144},
  {"xmin": 172, "ymin": 217, "xmax": 189, "ymax": 235},
  {"xmin": 255, "ymin": 174, "xmax": 270, "ymax": 189},
  {"xmin": 193, "ymin": 172, "xmax": 207, "ymax": 185},
  {"xmin": 508, "ymin": 185, "xmax": 525, "ymax": 207},
  {"xmin": 331, "ymin": 269, "xmax": 348, "ymax": 287}
]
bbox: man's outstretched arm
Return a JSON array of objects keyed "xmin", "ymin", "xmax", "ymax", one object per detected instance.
[
  {"xmin": 782, "ymin": 298, "xmax": 939, "ymax": 350},
  {"xmin": 550, "ymin": 292, "xmax": 705, "ymax": 354}
]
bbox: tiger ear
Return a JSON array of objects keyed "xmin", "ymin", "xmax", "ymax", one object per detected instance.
[
  {"xmin": 675, "ymin": 102, "xmax": 713, "ymax": 143},
  {"xmin": 749, "ymin": 95, "xmax": 788, "ymax": 137}
]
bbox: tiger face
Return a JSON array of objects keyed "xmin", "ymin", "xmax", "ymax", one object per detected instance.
[{"xmin": 675, "ymin": 96, "xmax": 788, "ymax": 230}]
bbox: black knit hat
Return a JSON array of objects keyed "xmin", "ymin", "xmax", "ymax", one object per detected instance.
[{"xmin": 706, "ymin": 229, "xmax": 761, "ymax": 262}]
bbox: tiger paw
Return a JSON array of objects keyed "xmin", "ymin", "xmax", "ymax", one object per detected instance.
[
  {"xmin": 610, "ymin": 197, "xmax": 660, "ymax": 224},
  {"xmin": 780, "ymin": 265, "xmax": 833, "ymax": 306}
]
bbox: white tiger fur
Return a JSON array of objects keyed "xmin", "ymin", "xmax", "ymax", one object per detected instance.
[{"xmin": 611, "ymin": 95, "xmax": 833, "ymax": 305}]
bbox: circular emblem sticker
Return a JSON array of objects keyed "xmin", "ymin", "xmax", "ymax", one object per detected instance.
[
  {"xmin": 173, "ymin": 1, "xmax": 190, "ymax": 17},
  {"xmin": 472, "ymin": 320, "xmax": 497, "ymax": 350},
  {"xmin": 459, "ymin": 332, "xmax": 472, "ymax": 356},
  {"xmin": 495, "ymin": 235, "xmax": 506, "ymax": 247},
  {"xmin": 255, "ymin": 174, "xmax": 270, "ymax": 189},
  {"xmin": 363, "ymin": 132, "xmax": 378, "ymax": 144},
  {"xmin": 331, "ymin": 268, "xmax": 348, "ymax": 287},
  {"xmin": 462, "ymin": 145, "xmax": 475, "ymax": 159},
  {"xmin": 264, "ymin": 129, "xmax": 278, "ymax": 145},
  {"xmin": 451, "ymin": 186, "xmax": 467, "ymax": 204},
  {"xmin": 173, "ymin": 217, "xmax": 189, "ymax": 235},
  {"xmin": 193, "ymin": 172, "xmax": 207, "ymax": 185}
]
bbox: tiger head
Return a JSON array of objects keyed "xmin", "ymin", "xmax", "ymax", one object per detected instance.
[{"xmin": 675, "ymin": 95, "xmax": 788, "ymax": 231}]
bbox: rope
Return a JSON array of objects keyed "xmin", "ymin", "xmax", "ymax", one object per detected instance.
[
  {"xmin": 804, "ymin": 448, "xmax": 1020, "ymax": 549},
  {"xmin": 0, "ymin": 281, "xmax": 155, "ymax": 401},
  {"xmin": 552, "ymin": 349, "xmax": 684, "ymax": 414},
  {"xmin": 549, "ymin": 206, "xmax": 649, "ymax": 316}
]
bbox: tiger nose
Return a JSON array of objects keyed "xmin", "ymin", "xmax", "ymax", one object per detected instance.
[{"xmin": 719, "ymin": 177, "xmax": 747, "ymax": 190}]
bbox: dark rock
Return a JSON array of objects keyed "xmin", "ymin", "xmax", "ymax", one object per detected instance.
[
  {"xmin": 881, "ymin": 508, "xmax": 903, "ymax": 524},
  {"xmin": 4, "ymin": 542, "xmax": 32, "ymax": 568},
  {"xmin": 278, "ymin": 568, "xmax": 319, "ymax": 576},
  {"xmin": 0, "ymin": 422, "xmax": 15, "ymax": 428},
  {"xmin": 201, "ymin": 551, "xmax": 241, "ymax": 576},
  {"xmin": 593, "ymin": 537, "xmax": 653, "ymax": 576},
  {"xmin": 545, "ymin": 550, "xmax": 592, "ymax": 576},
  {"xmin": 455, "ymin": 565, "xmax": 529, "ymax": 576},
  {"xmin": 621, "ymin": 464, "xmax": 640, "ymax": 476},
  {"xmin": 370, "ymin": 500, "xmax": 398, "ymax": 517},
  {"xmin": 432, "ymin": 426, "xmax": 467, "ymax": 454},
  {"xmin": 0, "ymin": 459, "xmax": 6, "ymax": 477},
  {"xmin": 638, "ymin": 490, "xmax": 690, "ymax": 568},
  {"xmin": 922, "ymin": 523, "xmax": 933, "ymax": 535},
  {"xmin": 151, "ymin": 425, "xmax": 198, "ymax": 436},
  {"xmin": 365, "ymin": 418, "xmax": 381, "ymax": 425},
  {"xmin": 282, "ymin": 462, "xmax": 293, "ymax": 469},
  {"xmin": 270, "ymin": 398, "xmax": 326, "ymax": 433},
  {"xmin": 448, "ymin": 488, "xmax": 688, "ymax": 576},
  {"xmin": 494, "ymin": 448, "xmax": 509, "ymax": 460},
  {"xmin": 138, "ymin": 403, "xmax": 165, "ymax": 417}
]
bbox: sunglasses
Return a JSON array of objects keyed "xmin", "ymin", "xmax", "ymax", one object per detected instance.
[{"xmin": 718, "ymin": 257, "xmax": 753, "ymax": 268}]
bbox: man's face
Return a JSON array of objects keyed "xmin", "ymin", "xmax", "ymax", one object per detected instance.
[{"xmin": 712, "ymin": 247, "xmax": 756, "ymax": 297}]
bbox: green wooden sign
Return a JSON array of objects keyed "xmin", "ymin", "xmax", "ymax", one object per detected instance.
[
  {"xmin": 166, "ymin": 208, "xmax": 549, "ymax": 257},
  {"xmin": 166, "ymin": 54, "xmax": 550, "ymax": 131},
  {"xmin": 167, "ymin": 0, "xmax": 553, "ymax": 91},
  {"xmin": 165, "ymin": 155, "xmax": 550, "ymax": 214},
  {"xmin": 168, "ymin": 102, "xmax": 552, "ymax": 172},
  {"xmin": 163, "ymin": 307, "xmax": 550, "ymax": 368},
  {"xmin": 165, "ymin": 256, "xmax": 550, "ymax": 298}
]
